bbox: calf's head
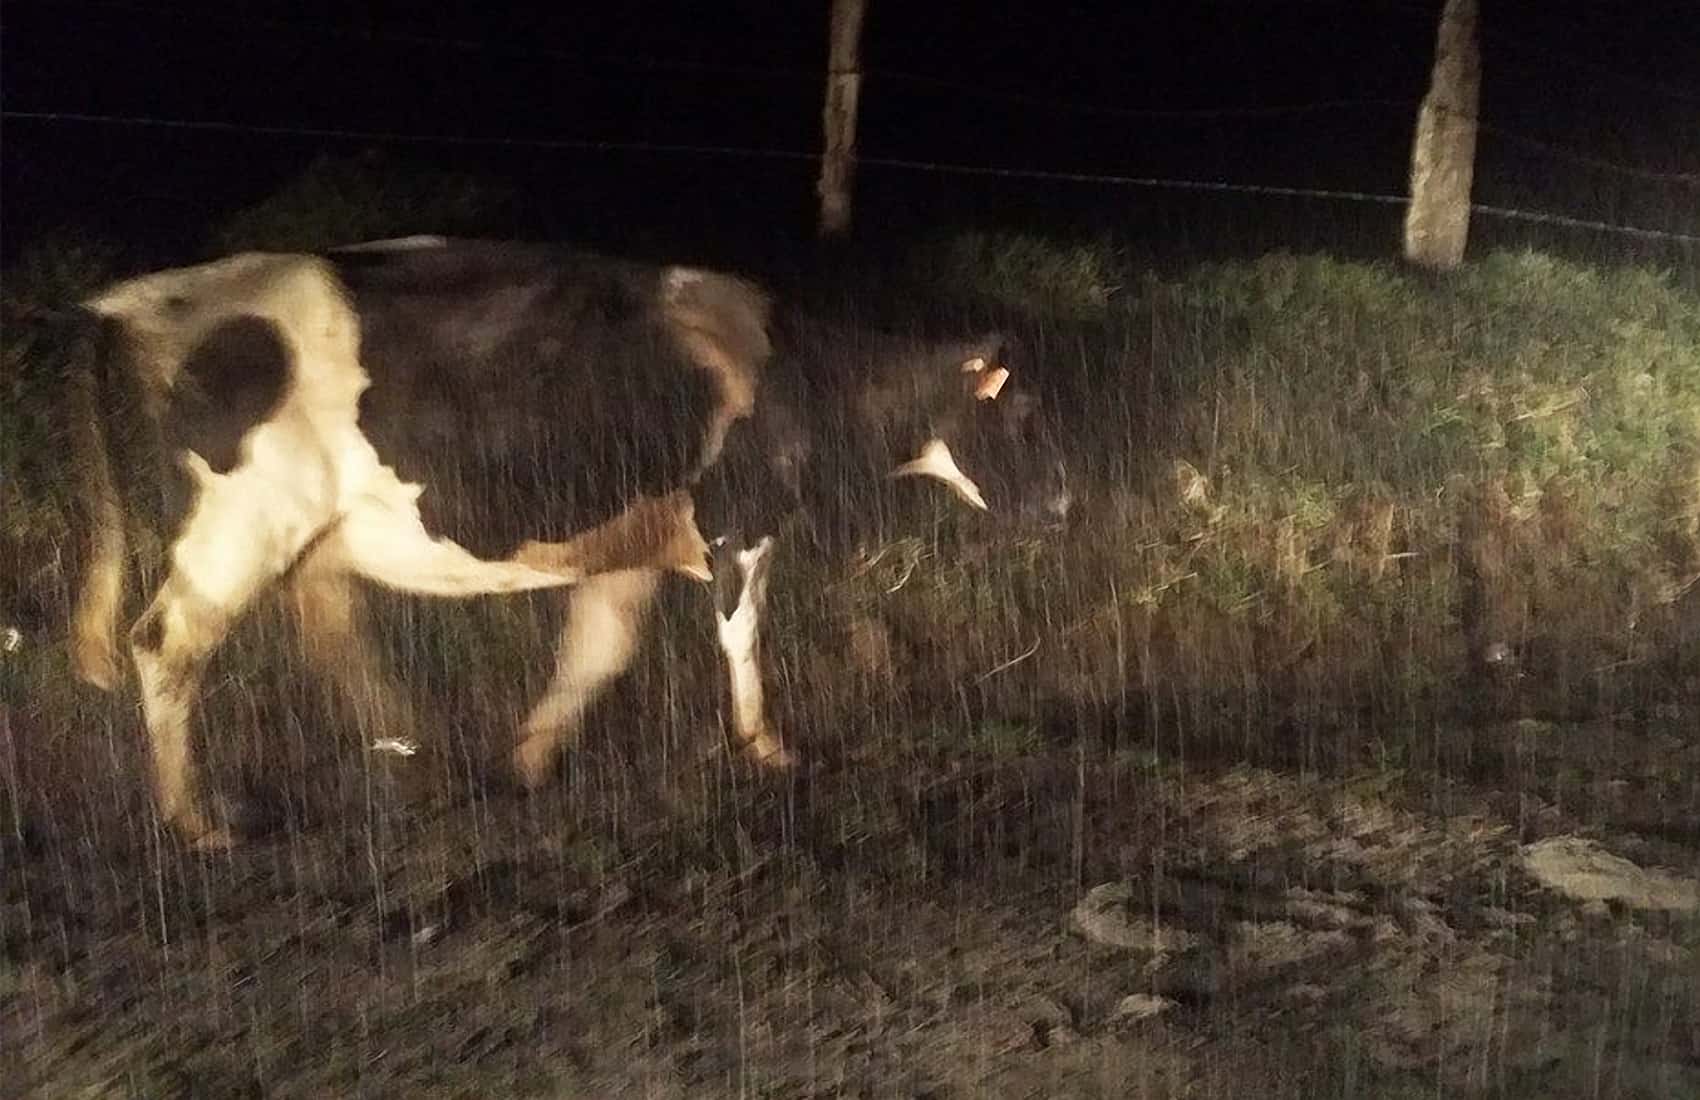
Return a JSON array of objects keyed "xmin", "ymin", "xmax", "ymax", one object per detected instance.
[{"xmin": 878, "ymin": 334, "xmax": 1071, "ymax": 527}]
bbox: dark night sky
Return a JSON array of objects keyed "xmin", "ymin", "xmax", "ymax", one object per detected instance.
[{"xmin": 3, "ymin": 0, "xmax": 1697, "ymax": 261}]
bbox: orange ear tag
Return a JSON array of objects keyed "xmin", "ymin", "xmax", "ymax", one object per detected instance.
[{"xmin": 974, "ymin": 365, "xmax": 1010, "ymax": 401}]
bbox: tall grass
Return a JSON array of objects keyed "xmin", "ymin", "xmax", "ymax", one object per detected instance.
[
  {"xmin": 3, "ymin": 202, "xmax": 1696, "ymax": 835},
  {"xmin": 857, "ymin": 237, "xmax": 1700, "ymax": 756}
]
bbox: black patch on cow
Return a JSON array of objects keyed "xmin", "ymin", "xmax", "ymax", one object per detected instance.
[
  {"xmin": 692, "ymin": 403, "xmax": 802, "ymax": 547},
  {"xmin": 165, "ymin": 316, "xmax": 292, "ymax": 474},
  {"xmin": 332, "ymin": 242, "xmax": 739, "ymax": 560}
]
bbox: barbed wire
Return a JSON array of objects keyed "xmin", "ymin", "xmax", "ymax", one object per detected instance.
[
  {"xmin": 12, "ymin": 0, "xmax": 1696, "ymax": 181},
  {"xmin": 1464, "ymin": 118, "xmax": 1700, "ymax": 187},
  {"xmin": 8, "ymin": 0, "xmax": 1422, "ymax": 124},
  {"xmin": 869, "ymin": 79, "xmax": 1412, "ymax": 123},
  {"xmin": 0, "ymin": 109, "xmax": 820, "ymax": 160},
  {"xmin": 857, "ymin": 153, "xmax": 1699, "ymax": 243},
  {"xmin": 7, "ymin": 109, "xmax": 1696, "ymax": 245}
]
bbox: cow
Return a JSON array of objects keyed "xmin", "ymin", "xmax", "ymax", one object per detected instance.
[{"xmin": 63, "ymin": 237, "xmax": 1070, "ymax": 848}]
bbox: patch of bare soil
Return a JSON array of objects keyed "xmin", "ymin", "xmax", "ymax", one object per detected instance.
[{"xmin": 4, "ymin": 715, "xmax": 1699, "ymax": 1098}]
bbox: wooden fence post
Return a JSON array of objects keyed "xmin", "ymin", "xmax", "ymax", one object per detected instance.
[
  {"xmin": 817, "ymin": 0, "xmax": 867, "ymax": 238},
  {"xmin": 1404, "ymin": 0, "xmax": 1480, "ymax": 269}
]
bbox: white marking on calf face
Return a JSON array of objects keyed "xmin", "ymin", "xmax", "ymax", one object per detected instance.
[{"xmin": 890, "ymin": 438, "xmax": 989, "ymax": 511}]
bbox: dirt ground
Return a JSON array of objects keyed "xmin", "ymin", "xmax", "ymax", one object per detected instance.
[{"xmin": 5, "ymin": 659, "xmax": 1698, "ymax": 1100}]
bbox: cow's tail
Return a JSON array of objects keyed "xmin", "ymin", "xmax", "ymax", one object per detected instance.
[{"xmin": 65, "ymin": 313, "xmax": 128, "ymax": 691}]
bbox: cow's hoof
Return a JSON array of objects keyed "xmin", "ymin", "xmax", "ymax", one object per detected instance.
[
  {"xmin": 73, "ymin": 646, "xmax": 123, "ymax": 692},
  {"xmin": 187, "ymin": 824, "xmax": 237, "ymax": 852},
  {"xmin": 165, "ymin": 803, "xmax": 236, "ymax": 850},
  {"xmin": 512, "ymin": 737, "xmax": 558, "ymax": 791},
  {"xmin": 742, "ymin": 732, "xmax": 797, "ymax": 770}
]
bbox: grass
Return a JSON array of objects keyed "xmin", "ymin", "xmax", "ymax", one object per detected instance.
[
  {"xmin": 210, "ymin": 150, "xmax": 514, "ymax": 255},
  {"xmin": 3, "ymin": 171, "xmax": 1699, "ymax": 1096},
  {"xmin": 9, "ymin": 211, "xmax": 1695, "ymax": 800}
]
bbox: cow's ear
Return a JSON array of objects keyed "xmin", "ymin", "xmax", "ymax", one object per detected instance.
[
  {"xmin": 973, "ymin": 366, "xmax": 1009, "ymax": 401},
  {"xmin": 959, "ymin": 354, "xmax": 1009, "ymax": 400}
]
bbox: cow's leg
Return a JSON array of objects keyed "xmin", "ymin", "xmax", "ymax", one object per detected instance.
[
  {"xmin": 130, "ymin": 476, "xmax": 318, "ymax": 848},
  {"xmin": 331, "ymin": 491, "xmax": 584, "ymax": 597},
  {"xmin": 713, "ymin": 535, "xmax": 794, "ymax": 768},
  {"xmin": 285, "ymin": 550, "xmax": 421, "ymax": 752},
  {"xmin": 514, "ymin": 568, "xmax": 661, "ymax": 789}
]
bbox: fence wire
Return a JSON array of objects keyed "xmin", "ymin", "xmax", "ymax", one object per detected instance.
[{"xmin": 7, "ymin": 109, "xmax": 1696, "ymax": 245}]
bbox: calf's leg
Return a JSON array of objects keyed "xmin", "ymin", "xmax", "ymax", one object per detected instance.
[
  {"xmin": 130, "ymin": 467, "xmax": 321, "ymax": 848},
  {"xmin": 286, "ymin": 551, "xmax": 423, "ymax": 752},
  {"xmin": 513, "ymin": 568, "xmax": 661, "ymax": 788},
  {"xmin": 713, "ymin": 535, "xmax": 793, "ymax": 767}
]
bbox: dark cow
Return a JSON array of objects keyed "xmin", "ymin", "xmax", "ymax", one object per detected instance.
[{"xmin": 66, "ymin": 237, "xmax": 1068, "ymax": 848}]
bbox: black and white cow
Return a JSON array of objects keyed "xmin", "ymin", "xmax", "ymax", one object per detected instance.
[{"xmin": 66, "ymin": 237, "xmax": 1069, "ymax": 848}]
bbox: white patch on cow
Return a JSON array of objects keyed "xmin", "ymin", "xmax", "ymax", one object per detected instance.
[
  {"xmin": 665, "ymin": 267, "xmax": 707, "ymax": 291},
  {"xmin": 716, "ymin": 537, "xmax": 792, "ymax": 767},
  {"xmin": 515, "ymin": 568, "xmax": 661, "ymax": 788},
  {"xmin": 890, "ymin": 438, "xmax": 989, "ymax": 511},
  {"xmin": 87, "ymin": 254, "xmax": 364, "ymax": 403},
  {"xmin": 330, "ymin": 487, "xmax": 586, "ymax": 596},
  {"xmin": 181, "ymin": 451, "xmax": 221, "ymax": 491}
]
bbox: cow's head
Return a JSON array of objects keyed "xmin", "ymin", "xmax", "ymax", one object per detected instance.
[{"xmin": 878, "ymin": 334, "xmax": 1072, "ymax": 527}]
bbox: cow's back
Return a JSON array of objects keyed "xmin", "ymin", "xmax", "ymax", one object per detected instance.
[{"xmin": 329, "ymin": 241, "xmax": 769, "ymax": 559}]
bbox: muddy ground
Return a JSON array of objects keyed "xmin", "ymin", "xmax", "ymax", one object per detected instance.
[{"xmin": 5, "ymin": 624, "xmax": 1698, "ymax": 1100}]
